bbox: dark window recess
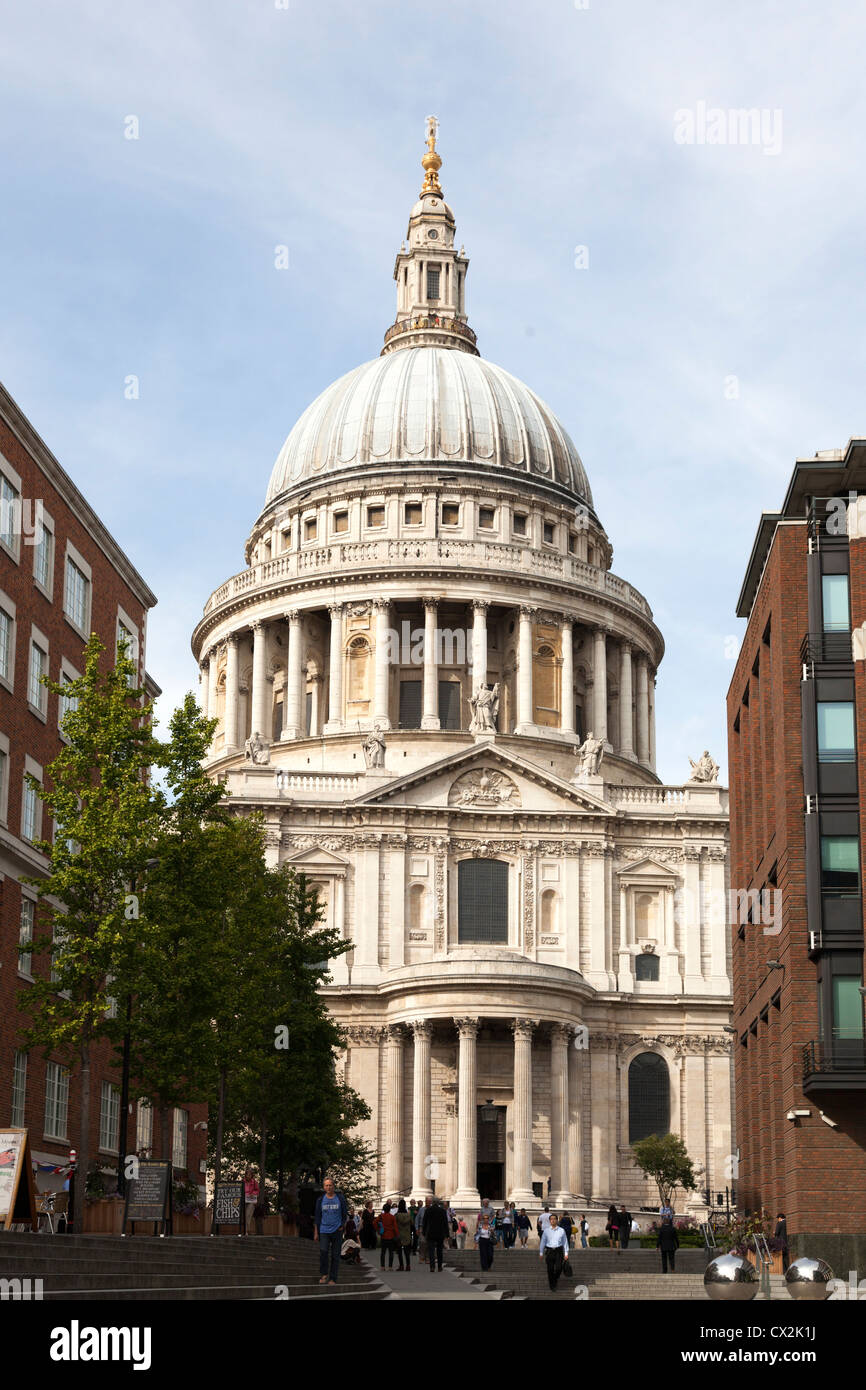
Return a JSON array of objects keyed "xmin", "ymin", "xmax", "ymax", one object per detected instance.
[
  {"xmin": 305, "ymin": 691, "xmax": 313, "ymax": 736},
  {"xmin": 458, "ymin": 859, "xmax": 508, "ymax": 943},
  {"xmin": 273, "ymin": 701, "xmax": 283, "ymax": 743},
  {"xmin": 635, "ymin": 953, "xmax": 660, "ymax": 982},
  {"xmin": 762, "ymin": 616, "xmax": 772, "ymax": 646},
  {"xmin": 513, "ymin": 514, "xmax": 527, "ymax": 536},
  {"xmin": 543, "ymin": 522, "xmax": 555, "ymax": 544},
  {"xmin": 438, "ymin": 681, "xmax": 461, "ymax": 730},
  {"xmin": 479, "ymin": 507, "xmax": 495, "ymax": 529},
  {"xmin": 733, "ymin": 712, "xmax": 740, "ymax": 734},
  {"xmin": 628, "ymin": 1053, "xmax": 670, "ymax": 1143},
  {"xmin": 427, "ymin": 267, "xmax": 440, "ymax": 300},
  {"xmin": 399, "ymin": 680, "xmax": 422, "ymax": 729},
  {"xmin": 752, "ymin": 651, "xmax": 760, "ymax": 678},
  {"xmin": 575, "ymin": 704, "xmax": 585, "ymax": 742},
  {"xmin": 742, "ymin": 681, "xmax": 750, "ymax": 707},
  {"xmin": 441, "ymin": 503, "xmax": 460, "ymax": 526},
  {"xmin": 367, "ymin": 505, "xmax": 385, "ymax": 527},
  {"xmin": 404, "ymin": 502, "xmax": 422, "ymax": 525}
]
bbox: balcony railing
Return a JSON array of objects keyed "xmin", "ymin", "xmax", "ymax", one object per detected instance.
[
  {"xmin": 800, "ymin": 631, "xmax": 852, "ymax": 664},
  {"xmin": 803, "ymin": 1038, "xmax": 866, "ymax": 1077}
]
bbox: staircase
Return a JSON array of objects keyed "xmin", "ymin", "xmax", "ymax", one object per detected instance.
[
  {"xmin": 0, "ymin": 1233, "xmax": 388, "ymax": 1301},
  {"xmin": 443, "ymin": 1246, "xmax": 710, "ymax": 1301}
]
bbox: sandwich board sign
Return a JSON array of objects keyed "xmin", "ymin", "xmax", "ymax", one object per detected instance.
[
  {"xmin": 0, "ymin": 1128, "xmax": 38, "ymax": 1231},
  {"xmin": 212, "ymin": 1181, "xmax": 245, "ymax": 1235},
  {"xmin": 122, "ymin": 1160, "xmax": 172, "ymax": 1236}
]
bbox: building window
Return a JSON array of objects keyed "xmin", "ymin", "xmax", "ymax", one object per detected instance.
[
  {"xmin": 117, "ymin": 620, "xmax": 138, "ymax": 680},
  {"xmin": 832, "ymin": 976, "xmax": 865, "ymax": 1039},
  {"xmin": 0, "ymin": 605, "xmax": 12, "ymax": 684},
  {"xmin": 820, "ymin": 836, "xmax": 860, "ymax": 895},
  {"xmin": 404, "ymin": 502, "xmax": 423, "ymax": 526},
  {"xmin": 479, "ymin": 507, "xmax": 496, "ymax": 529},
  {"xmin": 59, "ymin": 672, "xmax": 78, "ymax": 730},
  {"xmin": 303, "ymin": 517, "xmax": 317, "ymax": 542},
  {"xmin": 399, "ymin": 679, "xmax": 422, "ymax": 729},
  {"xmin": 11, "ymin": 1051, "xmax": 27, "ymax": 1127},
  {"xmin": 44, "ymin": 1062, "xmax": 70, "ymax": 1140},
  {"xmin": 426, "ymin": 266, "xmax": 440, "ymax": 300},
  {"xmin": 50, "ymin": 921, "xmax": 67, "ymax": 984},
  {"xmin": 172, "ymin": 1108, "xmax": 188, "ymax": 1169},
  {"xmin": 512, "ymin": 513, "xmax": 527, "ymax": 537},
  {"xmin": 0, "ymin": 471, "xmax": 19, "ymax": 553},
  {"xmin": 543, "ymin": 521, "xmax": 555, "ymax": 545},
  {"xmin": 99, "ymin": 1081, "xmax": 120, "ymax": 1152},
  {"xmin": 822, "ymin": 574, "xmax": 850, "ymax": 632},
  {"xmin": 136, "ymin": 1099, "xmax": 153, "ymax": 1154},
  {"xmin": 33, "ymin": 519, "xmax": 53, "ymax": 592},
  {"xmin": 817, "ymin": 702, "xmax": 855, "ymax": 762},
  {"xmin": 22, "ymin": 779, "xmax": 39, "ymax": 842},
  {"xmin": 0, "ymin": 745, "xmax": 7, "ymax": 823},
  {"xmin": 567, "ymin": 532, "xmax": 577, "ymax": 554},
  {"xmin": 333, "ymin": 511, "xmax": 348, "ymax": 533},
  {"xmin": 64, "ymin": 557, "xmax": 89, "ymax": 632},
  {"xmin": 438, "ymin": 680, "xmax": 461, "ymax": 730},
  {"xmin": 441, "ymin": 503, "xmax": 460, "ymax": 527},
  {"xmin": 457, "ymin": 859, "xmax": 508, "ymax": 944},
  {"xmin": 28, "ymin": 640, "xmax": 47, "ymax": 712},
  {"xmin": 635, "ymin": 953, "xmax": 660, "ymax": 982},
  {"xmin": 628, "ymin": 1052, "xmax": 670, "ymax": 1143},
  {"xmin": 367, "ymin": 505, "xmax": 385, "ymax": 528},
  {"xmin": 19, "ymin": 898, "xmax": 34, "ymax": 975}
]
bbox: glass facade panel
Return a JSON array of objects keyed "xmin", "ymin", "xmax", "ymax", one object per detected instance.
[
  {"xmin": 822, "ymin": 574, "xmax": 850, "ymax": 632},
  {"xmin": 817, "ymin": 702, "xmax": 855, "ymax": 762},
  {"xmin": 820, "ymin": 836, "xmax": 860, "ymax": 893}
]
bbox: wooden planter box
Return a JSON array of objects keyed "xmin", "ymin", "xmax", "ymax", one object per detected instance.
[
  {"xmin": 82, "ymin": 1198, "xmax": 124, "ymax": 1235},
  {"xmin": 743, "ymin": 1248, "xmax": 785, "ymax": 1277}
]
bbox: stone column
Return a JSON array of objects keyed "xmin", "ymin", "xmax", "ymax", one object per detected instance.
[
  {"xmin": 409, "ymin": 1020, "xmax": 434, "ymax": 1199},
  {"xmin": 199, "ymin": 654, "xmax": 210, "ymax": 717},
  {"xmin": 568, "ymin": 1036, "xmax": 586, "ymax": 1199},
  {"xmin": 453, "ymin": 1018, "xmax": 480, "ymax": 1205},
  {"xmin": 383, "ymin": 1025, "xmax": 405, "ymax": 1199},
  {"xmin": 282, "ymin": 610, "xmax": 303, "ymax": 739},
  {"xmin": 592, "ymin": 628, "xmax": 608, "ymax": 744},
  {"xmin": 619, "ymin": 640, "xmax": 635, "ymax": 759},
  {"xmin": 560, "ymin": 616, "xmax": 574, "ymax": 736},
  {"xmin": 443, "ymin": 1084, "xmax": 459, "ymax": 1200},
  {"xmin": 223, "ymin": 635, "xmax": 240, "ymax": 755},
  {"xmin": 649, "ymin": 672, "xmax": 657, "ymax": 771},
  {"xmin": 373, "ymin": 599, "xmax": 392, "ymax": 729},
  {"xmin": 250, "ymin": 622, "xmax": 270, "ymax": 744},
  {"xmin": 636, "ymin": 655, "xmax": 650, "ymax": 766},
  {"xmin": 516, "ymin": 605, "xmax": 535, "ymax": 734},
  {"xmin": 308, "ymin": 668, "xmax": 322, "ymax": 737},
  {"xmin": 421, "ymin": 598, "xmax": 440, "ymax": 729},
  {"xmin": 324, "ymin": 603, "xmax": 344, "ymax": 734},
  {"xmin": 509, "ymin": 1018, "xmax": 537, "ymax": 1203},
  {"xmin": 550, "ymin": 1024, "xmax": 573, "ymax": 1204},
  {"xmin": 471, "ymin": 599, "xmax": 489, "ymax": 691}
]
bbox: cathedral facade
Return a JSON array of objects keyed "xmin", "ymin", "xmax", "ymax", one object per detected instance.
[{"xmin": 191, "ymin": 126, "xmax": 732, "ymax": 1212}]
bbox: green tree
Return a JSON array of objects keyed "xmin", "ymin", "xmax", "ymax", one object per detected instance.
[
  {"xmin": 631, "ymin": 1132, "xmax": 699, "ymax": 1210},
  {"xmin": 18, "ymin": 633, "xmax": 163, "ymax": 1197}
]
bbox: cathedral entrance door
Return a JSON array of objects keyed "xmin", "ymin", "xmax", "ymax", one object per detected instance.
[
  {"xmin": 476, "ymin": 1104, "xmax": 507, "ymax": 1200},
  {"xmin": 476, "ymin": 1162, "xmax": 504, "ymax": 1201}
]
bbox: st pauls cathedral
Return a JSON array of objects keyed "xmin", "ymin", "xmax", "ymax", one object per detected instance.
[{"xmin": 191, "ymin": 123, "xmax": 732, "ymax": 1213}]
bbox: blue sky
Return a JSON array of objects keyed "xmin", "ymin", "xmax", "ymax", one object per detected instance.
[{"xmin": 2, "ymin": 0, "xmax": 864, "ymax": 783}]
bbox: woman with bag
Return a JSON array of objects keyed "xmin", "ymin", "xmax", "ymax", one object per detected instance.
[
  {"xmin": 606, "ymin": 1202, "xmax": 620, "ymax": 1249},
  {"xmin": 360, "ymin": 1200, "xmax": 377, "ymax": 1250},
  {"xmin": 396, "ymin": 1198, "xmax": 413, "ymax": 1272},
  {"xmin": 378, "ymin": 1201, "xmax": 403, "ymax": 1270},
  {"xmin": 539, "ymin": 1212, "xmax": 570, "ymax": 1291}
]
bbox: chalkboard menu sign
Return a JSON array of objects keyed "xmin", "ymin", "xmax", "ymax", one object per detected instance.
[
  {"xmin": 212, "ymin": 1181, "xmax": 244, "ymax": 1234},
  {"xmin": 122, "ymin": 1160, "xmax": 172, "ymax": 1235}
]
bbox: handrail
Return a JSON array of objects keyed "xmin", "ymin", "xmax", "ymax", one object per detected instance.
[
  {"xmin": 702, "ymin": 1221, "xmax": 716, "ymax": 1250},
  {"xmin": 753, "ymin": 1233, "xmax": 772, "ymax": 1300}
]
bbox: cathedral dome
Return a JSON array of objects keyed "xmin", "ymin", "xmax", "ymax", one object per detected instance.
[{"xmin": 265, "ymin": 346, "xmax": 593, "ymax": 508}]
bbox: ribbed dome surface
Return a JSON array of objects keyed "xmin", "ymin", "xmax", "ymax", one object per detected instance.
[{"xmin": 265, "ymin": 347, "xmax": 592, "ymax": 506}]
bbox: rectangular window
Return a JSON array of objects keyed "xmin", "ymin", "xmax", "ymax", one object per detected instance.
[
  {"xmin": 99, "ymin": 1081, "xmax": 120, "ymax": 1152},
  {"xmin": 817, "ymin": 702, "xmax": 856, "ymax": 762},
  {"xmin": 0, "ymin": 746, "xmax": 7, "ymax": 822},
  {"xmin": 11, "ymin": 1052, "xmax": 27, "ymax": 1127},
  {"xmin": 441, "ymin": 503, "xmax": 460, "ymax": 526},
  {"xmin": 172, "ymin": 1108, "xmax": 188, "ymax": 1169},
  {"xmin": 0, "ymin": 472, "xmax": 18, "ymax": 550},
  {"xmin": 822, "ymin": 574, "xmax": 850, "ymax": 632},
  {"xmin": 28, "ymin": 641, "xmax": 46, "ymax": 711},
  {"xmin": 34, "ymin": 522, "xmax": 52, "ymax": 590},
  {"xmin": 333, "ymin": 511, "xmax": 348, "ymax": 533},
  {"xmin": 50, "ymin": 921, "xmax": 66, "ymax": 984},
  {"xmin": 543, "ymin": 521, "xmax": 555, "ymax": 545},
  {"xmin": 303, "ymin": 517, "xmax": 317, "ymax": 542},
  {"xmin": 832, "ymin": 977, "xmax": 865, "ymax": 1039},
  {"xmin": 567, "ymin": 532, "xmax": 577, "ymax": 554},
  {"xmin": 458, "ymin": 858, "xmax": 509, "ymax": 943},
  {"xmin": 399, "ymin": 679, "xmax": 422, "ymax": 729},
  {"xmin": 404, "ymin": 502, "xmax": 423, "ymax": 526},
  {"xmin": 367, "ymin": 505, "xmax": 385, "ymax": 527},
  {"xmin": 820, "ymin": 836, "xmax": 860, "ymax": 894},
  {"xmin": 22, "ymin": 780, "xmax": 39, "ymax": 842},
  {"xmin": 0, "ymin": 606, "xmax": 11, "ymax": 683},
  {"xmin": 44, "ymin": 1062, "xmax": 70, "ymax": 1140},
  {"xmin": 438, "ymin": 680, "xmax": 462, "ymax": 730},
  {"xmin": 136, "ymin": 1099, "xmax": 153, "ymax": 1153},
  {"xmin": 59, "ymin": 672, "xmax": 78, "ymax": 730},
  {"xmin": 512, "ymin": 514, "xmax": 527, "ymax": 537},
  {"xmin": 64, "ymin": 557, "xmax": 89, "ymax": 631},
  {"xmin": 479, "ymin": 507, "xmax": 495, "ymax": 529},
  {"xmin": 19, "ymin": 898, "xmax": 34, "ymax": 975},
  {"xmin": 427, "ymin": 267, "xmax": 440, "ymax": 300}
]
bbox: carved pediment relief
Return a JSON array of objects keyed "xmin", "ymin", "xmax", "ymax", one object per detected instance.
[{"xmin": 447, "ymin": 767, "xmax": 521, "ymax": 808}]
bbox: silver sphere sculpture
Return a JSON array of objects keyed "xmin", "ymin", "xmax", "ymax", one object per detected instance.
[
  {"xmin": 704, "ymin": 1253, "xmax": 760, "ymax": 1301},
  {"xmin": 785, "ymin": 1257, "xmax": 834, "ymax": 1301}
]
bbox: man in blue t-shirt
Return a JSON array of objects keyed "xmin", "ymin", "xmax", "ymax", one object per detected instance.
[{"xmin": 315, "ymin": 1177, "xmax": 348, "ymax": 1285}]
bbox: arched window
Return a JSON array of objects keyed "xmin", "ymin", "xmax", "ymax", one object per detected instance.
[
  {"xmin": 541, "ymin": 889, "xmax": 558, "ymax": 935},
  {"xmin": 346, "ymin": 637, "xmax": 371, "ymax": 708},
  {"xmin": 635, "ymin": 952, "xmax": 660, "ymax": 982},
  {"xmin": 635, "ymin": 892, "xmax": 659, "ymax": 940},
  {"xmin": 458, "ymin": 859, "xmax": 508, "ymax": 944},
  {"xmin": 628, "ymin": 1052, "xmax": 670, "ymax": 1143}
]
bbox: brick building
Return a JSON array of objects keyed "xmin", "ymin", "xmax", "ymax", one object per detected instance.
[
  {"xmin": 0, "ymin": 381, "xmax": 205, "ymax": 1200},
  {"xmin": 729, "ymin": 438, "xmax": 866, "ymax": 1269}
]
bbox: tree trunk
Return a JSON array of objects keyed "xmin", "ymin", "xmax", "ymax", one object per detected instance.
[
  {"xmin": 77, "ymin": 1042, "xmax": 92, "ymax": 1227},
  {"xmin": 214, "ymin": 1068, "xmax": 227, "ymax": 1187},
  {"xmin": 259, "ymin": 1113, "xmax": 268, "ymax": 1213}
]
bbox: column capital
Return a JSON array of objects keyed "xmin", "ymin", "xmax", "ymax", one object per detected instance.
[
  {"xmin": 472, "ymin": 598, "xmax": 490, "ymax": 613},
  {"xmin": 226, "ymin": 632, "xmax": 239, "ymax": 649},
  {"xmin": 407, "ymin": 1018, "xmax": 433, "ymax": 1041},
  {"xmin": 385, "ymin": 1022, "xmax": 408, "ymax": 1044},
  {"xmin": 518, "ymin": 604, "xmax": 538, "ymax": 620},
  {"xmin": 454, "ymin": 1016, "xmax": 479, "ymax": 1039},
  {"xmin": 560, "ymin": 613, "xmax": 575, "ymax": 630},
  {"xmin": 328, "ymin": 602, "xmax": 343, "ymax": 620},
  {"xmin": 251, "ymin": 619, "xmax": 266, "ymax": 633},
  {"xmin": 372, "ymin": 597, "xmax": 391, "ymax": 612},
  {"xmin": 510, "ymin": 1017, "xmax": 538, "ymax": 1040},
  {"xmin": 550, "ymin": 1022, "xmax": 574, "ymax": 1046},
  {"xmin": 423, "ymin": 595, "xmax": 440, "ymax": 612},
  {"xmin": 285, "ymin": 608, "xmax": 301, "ymax": 624}
]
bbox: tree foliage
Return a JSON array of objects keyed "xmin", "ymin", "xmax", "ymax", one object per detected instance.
[{"xmin": 631, "ymin": 1132, "xmax": 699, "ymax": 1208}]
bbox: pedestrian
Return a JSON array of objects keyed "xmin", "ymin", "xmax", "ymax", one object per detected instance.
[
  {"xmin": 537, "ymin": 1205, "xmax": 552, "ymax": 1243},
  {"xmin": 314, "ymin": 1176, "xmax": 348, "ymax": 1286},
  {"xmin": 578, "ymin": 1214, "xmax": 589, "ymax": 1249},
  {"xmin": 539, "ymin": 1212, "xmax": 570, "ymax": 1291},
  {"xmin": 448, "ymin": 1207, "xmax": 459, "ymax": 1248},
  {"xmin": 618, "ymin": 1203, "xmax": 632, "ymax": 1250},
  {"xmin": 243, "ymin": 1165, "xmax": 259, "ymax": 1235},
  {"xmin": 477, "ymin": 1197, "xmax": 496, "ymax": 1229},
  {"xmin": 422, "ymin": 1197, "xmax": 450, "ymax": 1272},
  {"xmin": 606, "ymin": 1203, "xmax": 620, "ymax": 1249},
  {"xmin": 416, "ymin": 1195, "xmax": 431, "ymax": 1262},
  {"xmin": 378, "ymin": 1201, "xmax": 403, "ymax": 1270},
  {"xmin": 774, "ymin": 1212, "xmax": 789, "ymax": 1273},
  {"xmin": 475, "ymin": 1213, "xmax": 498, "ymax": 1272},
  {"xmin": 657, "ymin": 1216, "xmax": 679, "ymax": 1273},
  {"xmin": 559, "ymin": 1211, "xmax": 573, "ymax": 1248},
  {"xmin": 516, "ymin": 1208, "xmax": 531, "ymax": 1247},
  {"xmin": 659, "ymin": 1199, "xmax": 674, "ymax": 1223},
  {"xmin": 396, "ymin": 1198, "xmax": 413, "ymax": 1272},
  {"xmin": 456, "ymin": 1217, "xmax": 468, "ymax": 1249},
  {"xmin": 360, "ymin": 1199, "xmax": 377, "ymax": 1250},
  {"xmin": 500, "ymin": 1202, "xmax": 515, "ymax": 1250}
]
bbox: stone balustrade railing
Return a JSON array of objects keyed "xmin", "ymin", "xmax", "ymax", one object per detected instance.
[
  {"xmin": 222, "ymin": 768, "xmax": 363, "ymax": 798},
  {"xmin": 203, "ymin": 539, "xmax": 652, "ymax": 620},
  {"xmin": 612, "ymin": 784, "xmax": 728, "ymax": 811}
]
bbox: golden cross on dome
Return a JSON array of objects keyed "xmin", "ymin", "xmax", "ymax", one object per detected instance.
[
  {"xmin": 421, "ymin": 114, "xmax": 443, "ymax": 195},
  {"xmin": 425, "ymin": 115, "xmax": 439, "ymax": 152}
]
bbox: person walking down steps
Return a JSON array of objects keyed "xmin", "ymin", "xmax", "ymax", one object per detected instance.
[
  {"xmin": 657, "ymin": 1216, "xmax": 679, "ymax": 1274},
  {"xmin": 475, "ymin": 1213, "xmax": 498, "ymax": 1272},
  {"xmin": 539, "ymin": 1212, "xmax": 570, "ymax": 1292},
  {"xmin": 422, "ymin": 1197, "xmax": 450, "ymax": 1272}
]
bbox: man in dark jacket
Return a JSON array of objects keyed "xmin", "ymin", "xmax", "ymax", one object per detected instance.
[
  {"xmin": 774, "ymin": 1213, "xmax": 789, "ymax": 1272},
  {"xmin": 619, "ymin": 1205, "xmax": 633, "ymax": 1250},
  {"xmin": 422, "ymin": 1198, "xmax": 450, "ymax": 1271},
  {"xmin": 657, "ymin": 1216, "xmax": 679, "ymax": 1274},
  {"xmin": 314, "ymin": 1177, "xmax": 348, "ymax": 1285}
]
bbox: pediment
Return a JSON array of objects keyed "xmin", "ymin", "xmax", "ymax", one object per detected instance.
[
  {"xmin": 350, "ymin": 743, "xmax": 614, "ymax": 816},
  {"xmin": 284, "ymin": 845, "xmax": 350, "ymax": 874},
  {"xmin": 616, "ymin": 855, "xmax": 679, "ymax": 882}
]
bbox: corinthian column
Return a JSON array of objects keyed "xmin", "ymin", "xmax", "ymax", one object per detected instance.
[
  {"xmin": 282, "ymin": 610, "xmax": 303, "ymax": 739},
  {"xmin": 251, "ymin": 622, "xmax": 270, "ymax": 743},
  {"xmin": 324, "ymin": 603, "xmax": 344, "ymax": 734},
  {"xmin": 516, "ymin": 606, "xmax": 535, "ymax": 734},
  {"xmin": 223, "ymin": 635, "xmax": 240, "ymax": 755},
  {"xmin": 619, "ymin": 640, "xmax": 635, "ymax": 760},
  {"xmin": 383, "ymin": 1025, "xmax": 405, "ymax": 1199},
  {"xmin": 509, "ymin": 1018, "xmax": 537, "ymax": 1204},
  {"xmin": 421, "ymin": 598, "xmax": 440, "ymax": 729},
  {"xmin": 592, "ymin": 628, "xmax": 608, "ymax": 744},
  {"xmin": 199, "ymin": 654, "xmax": 210, "ymax": 718},
  {"xmin": 453, "ymin": 1018, "xmax": 480, "ymax": 1205},
  {"xmin": 373, "ymin": 599, "xmax": 392, "ymax": 729},
  {"xmin": 560, "ymin": 616, "xmax": 574, "ymax": 736},
  {"xmin": 550, "ymin": 1024, "xmax": 573, "ymax": 1205},
  {"xmin": 409, "ymin": 1020, "xmax": 434, "ymax": 1198},
  {"xmin": 471, "ymin": 599, "xmax": 489, "ymax": 692},
  {"xmin": 636, "ymin": 655, "xmax": 650, "ymax": 766}
]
